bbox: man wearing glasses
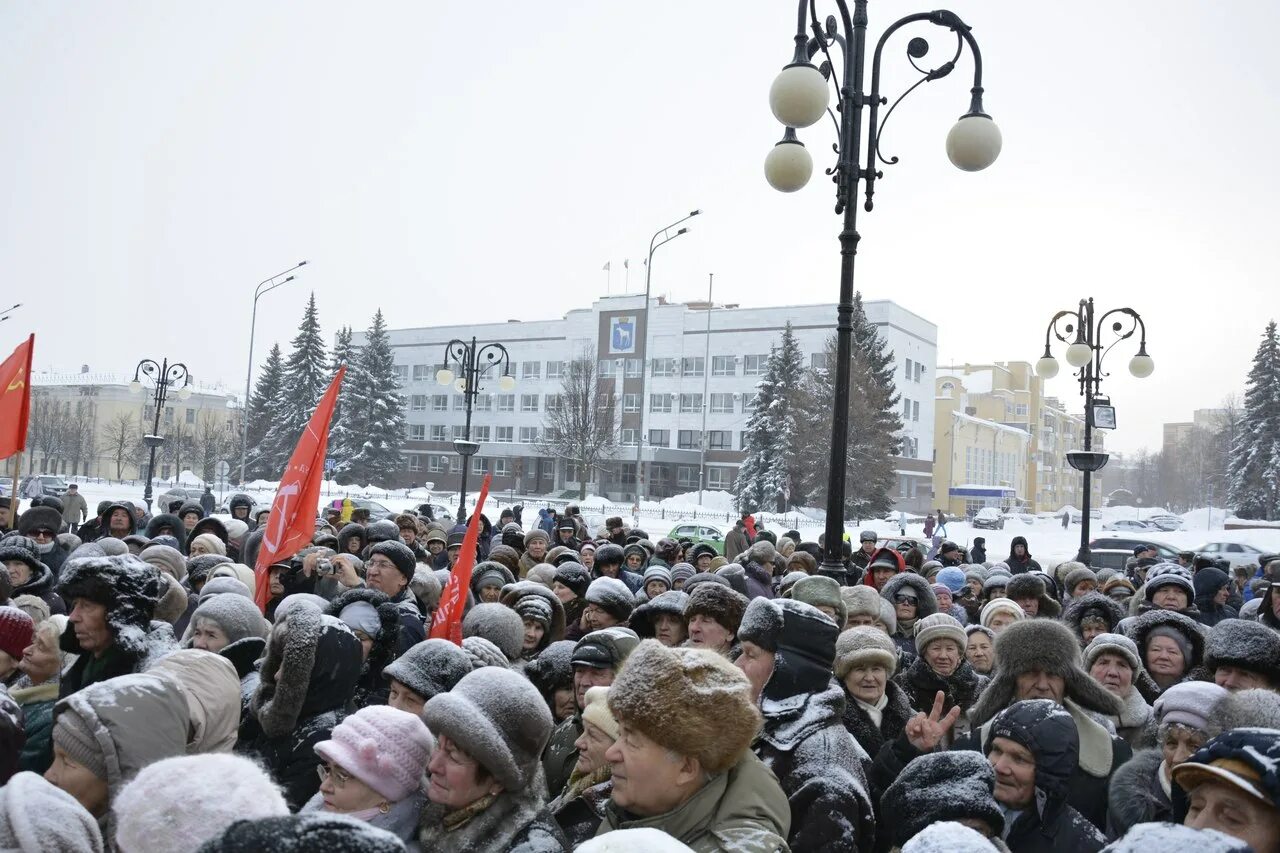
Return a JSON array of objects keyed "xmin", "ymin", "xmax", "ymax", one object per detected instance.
[
  {"xmin": 361, "ymin": 541, "xmax": 427, "ymax": 655},
  {"xmin": 16, "ymin": 502, "xmax": 69, "ymax": 578}
]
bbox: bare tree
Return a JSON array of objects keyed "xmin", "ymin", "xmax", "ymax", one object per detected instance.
[
  {"xmin": 192, "ymin": 411, "xmax": 235, "ymax": 482},
  {"xmin": 101, "ymin": 411, "xmax": 140, "ymax": 479},
  {"xmin": 537, "ymin": 350, "xmax": 618, "ymax": 500},
  {"xmin": 26, "ymin": 392, "xmax": 71, "ymax": 475},
  {"xmin": 65, "ymin": 396, "xmax": 99, "ymax": 477}
]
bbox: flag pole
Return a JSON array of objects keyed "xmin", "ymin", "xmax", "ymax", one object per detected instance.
[{"xmin": 9, "ymin": 451, "xmax": 21, "ymax": 516}]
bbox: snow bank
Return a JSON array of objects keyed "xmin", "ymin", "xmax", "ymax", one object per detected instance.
[
  {"xmin": 176, "ymin": 470, "xmax": 205, "ymax": 486},
  {"xmin": 661, "ymin": 490, "xmax": 736, "ymax": 512}
]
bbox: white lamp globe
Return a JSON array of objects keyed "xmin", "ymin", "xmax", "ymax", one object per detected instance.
[
  {"xmin": 453, "ymin": 378, "xmax": 466, "ymax": 393},
  {"xmin": 436, "ymin": 368, "xmax": 454, "ymax": 386},
  {"xmin": 1035, "ymin": 356, "xmax": 1059, "ymax": 379},
  {"xmin": 1065, "ymin": 341, "xmax": 1093, "ymax": 368},
  {"xmin": 946, "ymin": 114, "xmax": 1002, "ymax": 172},
  {"xmin": 769, "ymin": 64, "xmax": 829, "ymax": 129},
  {"xmin": 498, "ymin": 374, "xmax": 516, "ymax": 393},
  {"xmin": 129, "ymin": 380, "xmax": 142, "ymax": 394},
  {"xmin": 178, "ymin": 384, "xmax": 192, "ymax": 401},
  {"xmin": 765, "ymin": 139, "xmax": 813, "ymax": 193},
  {"xmin": 1129, "ymin": 353, "xmax": 1155, "ymax": 379}
]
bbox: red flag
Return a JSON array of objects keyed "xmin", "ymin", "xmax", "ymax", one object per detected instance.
[
  {"xmin": 430, "ymin": 473, "xmax": 492, "ymax": 644},
  {"xmin": 254, "ymin": 367, "xmax": 345, "ymax": 611},
  {"xmin": 0, "ymin": 335, "xmax": 34, "ymax": 459}
]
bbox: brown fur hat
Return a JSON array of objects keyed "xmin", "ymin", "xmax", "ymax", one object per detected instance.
[
  {"xmin": 682, "ymin": 583, "xmax": 749, "ymax": 636},
  {"xmin": 970, "ymin": 618, "xmax": 1122, "ymax": 727},
  {"xmin": 1004, "ymin": 573, "xmax": 1063, "ymax": 619},
  {"xmin": 607, "ymin": 640, "xmax": 760, "ymax": 774}
]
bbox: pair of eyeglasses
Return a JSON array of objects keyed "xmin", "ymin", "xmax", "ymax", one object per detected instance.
[
  {"xmin": 30, "ymin": 530, "xmax": 55, "ymax": 541},
  {"xmin": 316, "ymin": 764, "xmax": 352, "ymax": 787},
  {"xmin": 893, "ymin": 594, "xmax": 918, "ymax": 605}
]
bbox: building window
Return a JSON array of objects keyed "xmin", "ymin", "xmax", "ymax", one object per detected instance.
[
  {"xmin": 712, "ymin": 355, "xmax": 735, "ymax": 377},
  {"xmin": 679, "ymin": 394, "xmax": 703, "ymax": 413},
  {"xmin": 453, "ymin": 395, "xmax": 466, "ymax": 411},
  {"xmin": 1016, "ymin": 404, "xmax": 1028, "ymax": 416},
  {"xmin": 450, "ymin": 456, "xmax": 462, "ymax": 473},
  {"xmin": 707, "ymin": 430, "xmax": 732, "ymax": 449},
  {"xmin": 651, "ymin": 358, "xmax": 676, "ymax": 377},
  {"xmin": 412, "ymin": 364, "xmax": 431, "ymax": 382},
  {"xmin": 710, "ymin": 393, "xmax": 734, "ymax": 414},
  {"xmin": 408, "ymin": 424, "xmax": 426, "ymax": 441},
  {"xmin": 520, "ymin": 394, "xmax": 539, "ymax": 412},
  {"xmin": 903, "ymin": 397, "xmax": 911, "ymax": 419},
  {"xmin": 648, "ymin": 429, "xmax": 670, "ymax": 448},
  {"xmin": 519, "ymin": 426, "xmax": 539, "ymax": 444},
  {"xmin": 546, "ymin": 360, "xmax": 563, "ymax": 379},
  {"xmin": 472, "ymin": 425, "xmax": 490, "ymax": 442},
  {"xmin": 452, "ymin": 425, "xmax": 466, "ymax": 440},
  {"xmin": 621, "ymin": 428, "xmax": 640, "ymax": 446},
  {"xmin": 408, "ymin": 454, "xmax": 423, "ymax": 472},
  {"xmin": 522, "ymin": 361, "xmax": 540, "ymax": 379},
  {"xmin": 741, "ymin": 393, "xmax": 757, "ymax": 414},
  {"xmin": 625, "ymin": 358, "xmax": 642, "ymax": 378},
  {"xmin": 743, "ymin": 354, "xmax": 767, "ymax": 376},
  {"xmin": 678, "ymin": 430, "xmax": 701, "ymax": 450},
  {"xmin": 494, "ymin": 458, "xmax": 510, "ymax": 477},
  {"xmin": 650, "ymin": 393, "xmax": 673, "ymax": 413},
  {"xmin": 914, "ymin": 362, "xmax": 924, "ymax": 382},
  {"xmin": 707, "ymin": 467, "xmax": 731, "ymax": 489},
  {"xmin": 677, "ymin": 466, "xmax": 697, "ymax": 488},
  {"xmin": 427, "ymin": 456, "xmax": 445, "ymax": 473},
  {"xmin": 473, "ymin": 457, "xmax": 489, "ymax": 474},
  {"xmin": 495, "ymin": 426, "xmax": 513, "ymax": 443},
  {"xmin": 681, "ymin": 357, "xmax": 704, "ymax": 378},
  {"xmin": 432, "ymin": 394, "xmax": 448, "ymax": 411},
  {"xmin": 496, "ymin": 394, "xmax": 515, "ymax": 412},
  {"xmin": 474, "ymin": 394, "xmax": 492, "ymax": 412},
  {"xmin": 430, "ymin": 425, "xmax": 447, "ymax": 442},
  {"xmin": 811, "ymin": 352, "xmax": 830, "ymax": 371},
  {"xmin": 905, "ymin": 358, "xmax": 912, "ymax": 380},
  {"xmin": 545, "ymin": 394, "xmax": 562, "ymax": 413},
  {"xmin": 912, "ymin": 400, "xmax": 920, "ymax": 422},
  {"xmin": 393, "ymin": 365, "xmax": 409, "ymax": 382},
  {"xmin": 940, "ymin": 381, "xmax": 954, "ymax": 397},
  {"xmin": 185, "ymin": 408, "xmax": 195, "ymax": 424},
  {"xmin": 599, "ymin": 359, "xmax": 617, "ymax": 378},
  {"xmin": 623, "ymin": 393, "xmax": 641, "ymax": 413},
  {"xmin": 410, "ymin": 395, "xmax": 427, "ymax": 411}
]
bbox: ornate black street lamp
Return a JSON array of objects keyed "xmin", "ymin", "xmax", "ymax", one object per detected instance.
[
  {"xmin": 436, "ymin": 338, "xmax": 515, "ymax": 522},
  {"xmin": 1036, "ymin": 299, "xmax": 1154, "ymax": 565},
  {"xmin": 764, "ymin": 0, "xmax": 1002, "ymax": 580},
  {"xmin": 130, "ymin": 358, "xmax": 193, "ymax": 511}
]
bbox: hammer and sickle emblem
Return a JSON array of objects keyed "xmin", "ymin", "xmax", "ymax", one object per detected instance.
[{"xmin": 5, "ymin": 368, "xmax": 24, "ymax": 392}]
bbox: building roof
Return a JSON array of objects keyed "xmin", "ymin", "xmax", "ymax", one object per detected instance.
[
  {"xmin": 951, "ymin": 410, "xmax": 1033, "ymax": 439},
  {"xmin": 31, "ymin": 371, "xmax": 234, "ymax": 399}
]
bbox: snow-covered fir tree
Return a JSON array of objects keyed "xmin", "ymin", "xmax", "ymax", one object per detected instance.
[
  {"xmin": 335, "ymin": 310, "xmax": 407, "ymax": 487},
  {"xmin": 796, "ymin": 293, "xmax": 903, "ymax": 521},
  {"xmin": 737, "ymin": 324, "xmax": 805, "ymax": 512},
  {"xmin": 326, "ymin": 325, "xmax": 360, "ymax": 470},
  {"xmin": 1228, "ymin": 320, "xmax": 1280, "ymax": 520},
  {"xmin": 261, "ymin": 293, "xmax": 330, "ymax": 477},
  {"xmin": 245, "ymin": 342, "xmax": 284, "ymax": 480}
]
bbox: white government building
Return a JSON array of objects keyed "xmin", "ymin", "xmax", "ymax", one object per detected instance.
[{"xmin": 364, "ymin": 294, "xmax": 936, "ymax": 511}]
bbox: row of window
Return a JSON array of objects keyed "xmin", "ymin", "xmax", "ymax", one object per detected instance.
[
  {"xmin": 395, "ymin": 352, "xmax": 854, "ymax": 384},
  {"xmin": 405, "ymin": 423, "xmax": 741, "ymax": 451},
  {"xmin": 406, "ymin": 392, "xmax": 760, "ymax": 415},
  {"xmin": 901, "ymin": 397, "xmax": 921, "ymax": 422},
  {"xmin": 964, "ymin": 446, "xmax": 1020, "ymax": 487},
  {"xmin": 406, "ymin": 454, "xmax": 738, "ymax": 489},
  {"xmin": 904, "ymin": 358, "xmax": 926, "ymax": 383},
  {"xmin": 406, "ymin": 424, "xmax": 546, "ymax": 443}
]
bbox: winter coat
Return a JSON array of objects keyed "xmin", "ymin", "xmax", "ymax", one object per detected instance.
[
  {"xmin": 549, "ymin": 769, "xmax": 612, "ymax": 848},
  {"xmin": 11, "ymin": 680, "xmax": 58, "ymax": 773},
  {"xmin": 147, "ymin": 649, "xmax": 242, "ymax": 755},
  {"xmin": 217, "ymin": 636, "xmax": 266, "ymax": 722},
  {"xmin": 894, "ymin": 657, "xmax": 987, "ymax": 745},
  {"xmin": 302, "ymin": 790, "xmax": 426, "ymax": 851},
  {"xmin": 839, "ymin": 680, "xmax": 914, "ymax": 780},
  {"xmin": 60, "ymin": 491, "xmax": 88, "ymax": 526},
  {"xmin": 1192, "ymin": 567, "xmax": 1238, "ymax": 627},
  {"xmin": 922, "ymin": 516, "xmax": 935, "ymax": 537},
  {"xmin": 724, "ymin": 527, "xmax": 750, "ymax": 562},
  {"xmin": 541, "ymin": 714, "xmax": 582, "ymax": 797},
  {"xmin": 1005, "ymin": 554, "xmax": 1042, "ymax": 574},
  {"xmin": 596, "ymin": 751, "xmax": 791, "ymax": 852},
  {"xmin": 418, "ymin": 769, "xmax": 568, "ymax": 853},
  {"xmin": 58, "ymin": 620, "xmax": 178, "ymax": 699},
  {"xmin": 12, "ymin": 559, "xmax": 66, "ymax": 614},
  {"xmin": 741, "ymin": 560, "xmax": 775, "ymax": 600},
  {"xmin": 239, "ymin": 607, "xmax": 363, "ymax": 810},
  {"xmin": 971, "ymin": 543, "xmax": 987, "ymax": 563},
  {"xmin": 1106, "ymin": 748, "xmax": 1170, "ymax": 839},
  {"xmin": 755, "ymin": 682, "xmax": 875, "ymax": 853},
  {"xmin": 199, "ymin": 491, "xmax": 216, "ymax": 515},
  {"xmin": 336, "ymin": 523, "xmax": 366, "ymax": 555},
  {"xmin": 325, "ymin": 588, "xmax": 403, "ymax": 708}
]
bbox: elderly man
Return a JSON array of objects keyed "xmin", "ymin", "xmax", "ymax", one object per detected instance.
[
  {"xmin": 596, "ymin": 640, "xmax": 791, "ymax": 850},
  {"xmin": 1172, "ymin": 727, "xmax": 1280, "ymax": 853},
  {"xmin": 1203, "ymin": 618, "xmax": 1280, "ymax": 692}
]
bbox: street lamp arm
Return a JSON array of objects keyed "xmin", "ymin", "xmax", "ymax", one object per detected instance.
[
  {"xmin": 648, "ymin": 211, "xmax": 700, "ymax": 255},
  {"xmin": 1043, "ymin": 309, "xmax": 1085, "ymax": 349},
  {"xmin": 1093, "ymin": 307, "xmax": 1147, "ymax": 377},
  {"xmin": 133, "ymin": 359, "xmax": 163, "ymax": 384},
  {"xmin": 165, "ymin": 362, "xmax": 192, "ymax": 387},
  {"xmin": 253, "ymin": 262, "xmax": 308, "ymax": 299},
  {"xmin": 473, "ymin": 342, "xmax": 511, "ymax": 377}
]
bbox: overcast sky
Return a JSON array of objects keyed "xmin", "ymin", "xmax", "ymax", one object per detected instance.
[{"xmin": 3, "ymin": 1, "xmax": 1276, "ymax": 455}]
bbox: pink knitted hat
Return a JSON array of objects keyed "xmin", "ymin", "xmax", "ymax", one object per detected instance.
[{"xmin": 313, "ymin": 705, "xmax": 435, "ymax": 802}]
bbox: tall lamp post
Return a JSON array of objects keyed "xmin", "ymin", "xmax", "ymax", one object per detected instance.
[
  {"xmin": 240, "ymin": 261, "xmax": 308, "ymax": 485},
  {"xmin": 1035, "ymin": 298, "xmax": 1154, "ymax": 565},
  {"xmin": 634, "ymin": 210, "xmax": 699, "ymax": 503},
  {"xmin": 764, "ymin": 0, "xmax": 1001, "ymax": 580},
  {"xmin": 437, "ymin": 337, "xmax": 515, "ymax": 522},
  {"xmin": 130, "ymin": 358, "xmax": 192, "ymax": 512}
]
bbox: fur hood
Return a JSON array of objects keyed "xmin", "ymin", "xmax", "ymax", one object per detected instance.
[
  {"xmin": 251, "ymin": 606, "xmax": 362, "ymax": 738},
  {"xmin": 1107, "ymin": 748, "xmax": 1167, "ymax": 835},
  {"xmin": 325, "ymin": 587, "xmax": 400, "ymax": 661},
  {"xmin": 1125, "ymin": 609, "xmax": 1206, "ymax": 670},
  {"xmin": 880, "ymin": 573, "xmax": 938, "ymax": 619},
  {"xmin": 971, "ymin": 619, "xmax": 1122, "ymax": 727},
  {"xmin": 57, "ymin": 555, "xmax": 162, "ymax": 656},
  {"xmin": 1062, "ymin": 592, "xmax": 1127, "ymax": 642},
  {"xmin": 418, "ymin": 766, "xmax": 566, "ymax": 852}
]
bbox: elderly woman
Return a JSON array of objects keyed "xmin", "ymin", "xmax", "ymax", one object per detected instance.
[
  {"xmin": 894, "ymin": 613, "xmax": 987, "ymax": 744},
  {"xmin": 1084, "ymin": 633, "xmax": 1157, "ymax": 748},
  {"xmin": 964, "ymin": 624, "xmax": 995, "ymax": 675},
  {"xmin": 549, "ymin": 686, "xmax": 617, "ymax": 846},
  {"xmin": 1126, "ymin": 609, "xmax": 1206, "ymax": 702},
  {"xmin": 1106, "ymin": 680, "xmax": 1228, "ymax": 837},
  {"xmin": 501, "ymin": 581, "xmax": 567, "ymax": 662},
  {"xmin": 978, "ymin": 597, "xmax": 1025, "ymax": 634},
  {"xmin": 1064, "ymin": 592, "xmax": 1127, "ymax": 648},
  {"xmin": 835, "ymin": 627, "xmax": 914, "ymax": 767},
  {"xmin": 627, "ymin": 591, "xmax": 690, "ymax": 647},
  {"xmin": 419, "ymin": 667, "xmax": 567, "ymax": 851},
  {"xmin": 11, "ymin": 615, "xmax": 72, "ymax": 772},
  {"xmin": 184, "ymin": 593, "xmax": 270, "ymax": 719},
  {"xmin": 301, "ymin": 705, "xmax": 434, "ymax": 847}
]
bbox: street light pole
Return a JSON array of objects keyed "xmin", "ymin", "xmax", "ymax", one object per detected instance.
[
  {"xmin": 438, "ymin": 337, "xmax": 514, "ymax": 522},
  {"xmin": 1036, "ymin": 298, "xmax": 1154, "ymax": 565},
  {"xmin": 241, "ymin": 261, "xmax": 308, "ymax": 485},
  {"xmin": 130, "ymin": 358, "xmax": 192, "ymax": 512},
  {"xmin": 634, "ymin": 211, "xmax": 699, "ymax": 504},
  {"xmin": 764, "ymin": 0, "xmax": 1001, "ymax": 581}
]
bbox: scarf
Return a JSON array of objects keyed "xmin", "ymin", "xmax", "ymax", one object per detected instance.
[
  {"xmin": 443, "ymin": 792, "xmax": 499, "ymax": 832},
  {"xmin": 855, "ymin": 693, "xmax": 888, "ymax": 728}
]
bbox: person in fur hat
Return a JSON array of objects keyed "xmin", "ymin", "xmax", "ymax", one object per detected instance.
[
  {"xmin": 596, "ymin": 640, "xmax": 791, "ymax": 850},
  {"xmin": 524, "ymin": 640, "xmax": 576, "ymax": 724},
  {"xmin": 1203, "ymin": 617, "xmax": 1280, "ymax": 691},
  {"xmin": 879, "ymin": 750, "xmax": 1005, "ymax": 849},
  {"xmin": 840, "ymin": 584, "xmax": 897, "ymax": 634},
  {"xmin": 184, "ymin": 593, "xmax": 270, "ymax": 721},
  {"xmin": 1106, "ymin": 680, "xmax": 1229, "ymax": 837},
  {"xmin": 964, "ymin": 624, "xmax": 995, "ymax": 675},
  {"xmin": 627, "ymin": 590, "xmax": 689, "ymax": 647},
  {"xmin": 14, "ymin": 504, "xmax": 70, "ymax": 579},
  {"xmin": 520, "ymin": 528, "xmax": 552, "ymax": 577},
  {"xmin": 879, "ymin": 572, "xmax": 938, "ymax": 658},
  {"xmin": 1005, "ymin": 572, "xmax": 1062, "ymax": 619},
  {"xmin": 1064, "ymin": 591, "xmax": 1128, "ymax": 647},
  {"xmin": 420, "ymin": 667, "xmax": 568, "ymax": 852},
  {"xmin": 737, "ymin": 598, "xmax": 875, "ymax": 853},
  {"xmin": 834, "ymin": 626, "xmax": 914, "ymax": 803},
  {"xmin": 1125, "ymin": 609, "xmax": 1206, "ymax": 701},
  {"xmin": 549, "ymin": 685, "xmax": 617, "ymax": 846},
  {"xmin": 1171, "ymin": 727, "xmax": 1280, "ymax": 853},
  {"xmin": 0, "ymin": 538, "xmax": 65, "ymax": 615},
  {"xmin": 471, "ymin": 560, "xmax": 516, "ymax": 604},
  {"xmin": 1084, "ymin": 632, "xmax": 1158, "ymax": 748},
  {"xmin": 683, "ymin": 582, "xmax": 748, "ymax": 658},
  {"xmin": 501, "ymin": 580, "xmax": 567, "ymax": 661},
  {"xmin": 895, "ymin": 613, "xmax": 988, "ymax": 745}
]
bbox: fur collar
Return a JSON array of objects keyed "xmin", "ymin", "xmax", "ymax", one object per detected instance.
[
  {"xmin": 419, "ymin": 771, "xmax": 550, "ymax": 852},
  {"xmin": 251, "ymin": 606, "xmax": 322, "ymax": 738},
  {"xmin": 760, "ymin": 681, "xmax": 845, "ymax": 752},
  {"xmin": 1063, "ymin": 699, "xmax": 1118, "ymax": 777},
  {"xmin": 1108, "ymin": 748, "xmax": 1167, "ymax": 832}
]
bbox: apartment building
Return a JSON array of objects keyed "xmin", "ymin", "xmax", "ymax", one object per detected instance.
[
  {"xmin": 366, "ymin": 294, "xmax": 937, "ymax": 508},
  {"xmin": 933, "ymin": 361, "xmax": 1104, "ymax": 515}
]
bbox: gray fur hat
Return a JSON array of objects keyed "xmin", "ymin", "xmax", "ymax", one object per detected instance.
[
  {"xmin": 461, "ymin": 602, "xmax": 524, "ymax": 662},
  {"xmin": 383, "ymin": 638, "xmax": 473, "ymax": 700},
  {"xmin": 970, "ymin": 618, "xmax": 1123, "ymax": 727},
  {"xmin": 187, "ymin": 593, "xmax": 270, "ymax": 645},
  {"xmin": 1004, "ymin": 572, "xmax": 1062, "ymax": 618},
  {"xmin": 585, "ymin": 576, "xmax": 634, "ymax": 623},
  {"xmin": 1203, "ymin": 618, "xmax": 1280, "ymax": 685},
  {"xmin": 880, "ymin": 573, "xmax": 939, "ymax": 619},
  {"xmin": 840, "ymin": 584, "xmax": 895, "ymax": 632},
  {"xmin": 785, "ymin": 575, "xmax": 848, "ymax": 626},
  {"xmin": 461, "ymin": 636, "xmax": 509, "ymax": 670},
  {"xmin": 1205, "ymin": 688, "xmax": 1280, "ymax": 738}
]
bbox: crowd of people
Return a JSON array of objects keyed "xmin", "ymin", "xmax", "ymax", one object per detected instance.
[{"xmin": 0, "ymin": 488, "xmax": 1277, "ymax": 852}]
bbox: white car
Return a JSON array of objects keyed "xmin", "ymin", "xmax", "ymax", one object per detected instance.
[
  {"xmin": 1194, "ymin": 541, "xmax": 1268, "ymax": 569},
  {"xmin": 1102, "ymin": 519, "xmax": 1155, "ymax": 533}
]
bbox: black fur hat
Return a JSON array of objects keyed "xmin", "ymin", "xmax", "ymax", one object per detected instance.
[{"xmin": 1005, "ymin": 572, "xmax": 1063, "ymax": 619}]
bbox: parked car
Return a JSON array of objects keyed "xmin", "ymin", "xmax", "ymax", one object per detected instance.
[
  {"xmin": 0, "ymin": 477, "xmax": 11, "ymax": 496},
  {"xmin": 1090, "ymin": 548, "xmax": 1139, "ymax": 573},
  {"xmin": 1146, "ymin": 515, "xmax": 1183, "ymax": 532},
  {"xmin": 18, "ymin": 475, "xmax": 70, "ymax": 497},
  {"xmin": 972, "ymin": 507, "xmax": 1005, "ymax": 530},
  {"xmin": 1101, "ymin": 519, "xmax": 1155, "ymax": 533},
  {"xmin": 668, "ymin": 523, "xmax": 725, "ymax": 555},
  {"xmin": 1089, "ymin": 537, "xmax": 1180, "ymax": 561},
  {"xmin": 1193, "ymin": 541, "xmax": 1268, "ymax": 569}
]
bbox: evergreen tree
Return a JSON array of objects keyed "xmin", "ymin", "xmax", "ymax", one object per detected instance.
[
  {"xmin": 326, "ymin": 325, "xmax": 360, "ymax": 472},
  {"xmin": 261, "ymin": 293, "xmax": 330, "ymax": 477},
  {"xmin": 737, "ymin": 344, "xmax": 783, "ymax": 514},
  {"xmin": 1228, "ymin": 320, "xmax": 1280, "ymax": 520},
  {"xmin": 336, "ymin": 310, "xmax": 407, "ymax": 487},
  {"xmin": 796, "ymin": 293, "xmax": 903, "ymax": 521},
  {"xmin": 245, "ymin": 343, "xmax": 284, "ymax": 480},
  {"xmin": 736, "ymin": 325, "xmax": 805, "ymax": 512}
]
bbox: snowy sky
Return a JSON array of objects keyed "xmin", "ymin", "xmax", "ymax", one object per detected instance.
[{"xmin": 3, "ymin": 1, "xmax": 1277, "ymax": 455}]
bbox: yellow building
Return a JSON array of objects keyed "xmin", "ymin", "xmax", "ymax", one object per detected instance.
[{"xmin": 934, "ymin": 362, "xmax": 1104, "ymax": 515}]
